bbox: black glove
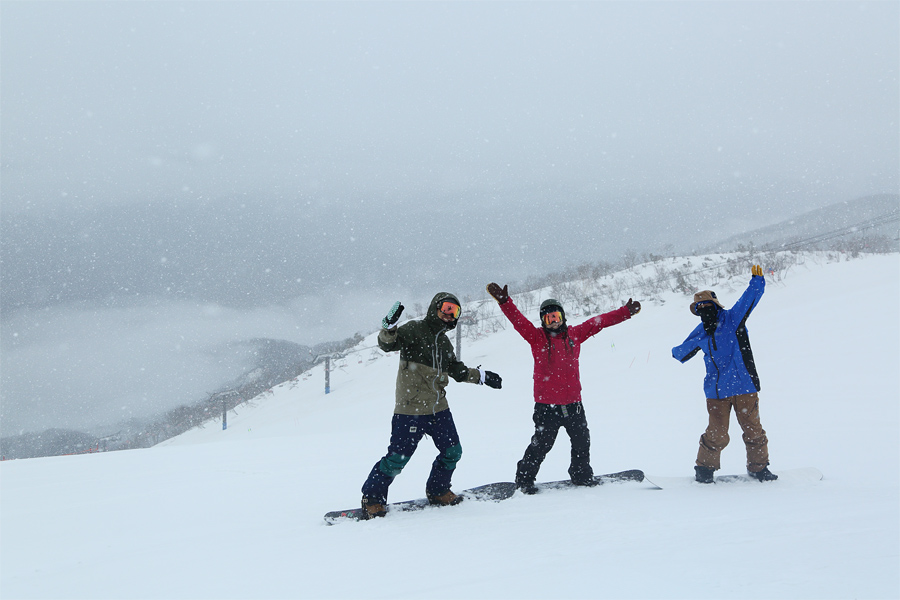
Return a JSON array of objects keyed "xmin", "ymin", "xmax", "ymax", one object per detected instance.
[
  {"xmin": 625, "ymin": 298, "xmax": 641, "ymax": 316},
  {"xmin": 382, "ymin": 301, "xmax": 404, "ymax": 330},
  {"xmin": 483, "ymin": 371, "xmax": 502, "ymax": 389},
  {"xmin": 486, "ymin": 283, "xmax": 509, "ymax": 304}
]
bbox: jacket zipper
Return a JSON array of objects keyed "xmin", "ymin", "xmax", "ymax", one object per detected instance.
[{"xmin": 708, "ymin": 334, "xmax": 721, "ymax": 398}]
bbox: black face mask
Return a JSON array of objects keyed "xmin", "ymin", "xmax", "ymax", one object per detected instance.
[{"xmin": 698, "ymin": 305, "xmax": 719, "ymax": 336}]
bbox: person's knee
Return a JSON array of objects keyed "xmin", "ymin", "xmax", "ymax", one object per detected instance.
[
  {"xmin": 702, "ymin": 431, "xmax": 730, "ymax": 449},
  {"xmin": 379, "ymin": 452, "xmax": 411, "ymax": 477},
  {"xmin": 439, "ymin": 444, "xmax": 462, "ymax": 470}
]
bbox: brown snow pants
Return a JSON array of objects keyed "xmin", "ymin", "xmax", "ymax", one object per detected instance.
[{"xmin": 696, "ymin": 392, "xmax": 770, "ymax": 472}]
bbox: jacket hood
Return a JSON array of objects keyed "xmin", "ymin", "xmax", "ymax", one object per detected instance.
[{"xmin": 426, "ymin": 291, "xmax": 461, "ymax": 331}]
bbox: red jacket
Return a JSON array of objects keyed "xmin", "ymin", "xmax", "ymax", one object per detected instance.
[{"xmin": 499, "ymin": 298, "xmax": 631, "ymax": 405}]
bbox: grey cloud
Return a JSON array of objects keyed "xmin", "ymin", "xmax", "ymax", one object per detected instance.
[{"xmin": 2, "ymin": 2, "xmax": 896, "ymax": 210}]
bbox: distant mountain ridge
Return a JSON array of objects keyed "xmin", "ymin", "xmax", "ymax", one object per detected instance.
[
  {"xmin": 0, "ymin": 334, "xmax": 361, "ymax": 460},
  {"xmin": 701, "ymin": 194, "xmax": 899, "ymax": 253}
]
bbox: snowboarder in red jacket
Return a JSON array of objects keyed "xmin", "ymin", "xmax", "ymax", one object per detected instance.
[{"xmin": 487, "ymin": 283, "xmax": 641, "ymax": 494}]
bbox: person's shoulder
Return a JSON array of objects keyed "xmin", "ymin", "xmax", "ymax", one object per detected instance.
[
  {"xmin": 400, "ymin": 318, "xmax": 434, "ymax": 336},
  {"xmin": 397, "ymin": 319, "xmax": 420, "ymax": 333}
]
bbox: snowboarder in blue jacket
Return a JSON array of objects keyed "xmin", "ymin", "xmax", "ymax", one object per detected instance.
[{"xmin": 672, "ymin": 265, "xmax": 777, "ymax": 483}]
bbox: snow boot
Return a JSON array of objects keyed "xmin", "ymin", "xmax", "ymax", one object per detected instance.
[
  {"xmin": 360, "ymin": 496, "xmax": 386, "ymax": 519},
  {"xmin": 748, "ymin": 467, "xmax": 778, "ymax": 482},
  {"xmin": 426, "ymin": 489, "xmax": 464, "ymax": 506},
  {"xmin": 571, "ymin": 477, "xmax": 599, "ymax": 487},
  {"xmin": 516, "ymin": 480, "xmax": 539, "ymax": 495},
  {"xmin": 694, "ymin": 465, "xmax": 715, "ymax": 484}
]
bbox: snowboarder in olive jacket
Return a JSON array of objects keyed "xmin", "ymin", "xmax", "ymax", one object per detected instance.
[
  {"xmin": 487, "ymin": 282, "xmax": 641, "ymax": 494},
  {"xmin": 672, "ymin": 265, "xmax": 777, "ymax": 483},
  {"xmin": 360, "ymin": 292, "xmax": 502, "ymax": 519}
]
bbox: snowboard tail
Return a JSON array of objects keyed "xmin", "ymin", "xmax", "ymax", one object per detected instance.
[
  {"xmin": 533, "ymin": 469, "xmax": 645, "ymax": 492},
  {"xmin": 324, "ymin": 481, "xmax": 516, "ymax": 524}
]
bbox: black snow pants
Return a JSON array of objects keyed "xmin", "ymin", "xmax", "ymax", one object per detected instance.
[{"xmin": 516, "ymin": 401, "xmax": 592, "ymax": 485}]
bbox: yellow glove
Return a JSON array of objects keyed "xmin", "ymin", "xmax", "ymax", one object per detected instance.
[{"xmin": 751, "ymin": 265, "xmax": 763, "ymax": 277}]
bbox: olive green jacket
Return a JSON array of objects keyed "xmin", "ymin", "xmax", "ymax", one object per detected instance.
[{"xmin": 378, "ymin": 292, "xmax": 481, "ymax": 415}]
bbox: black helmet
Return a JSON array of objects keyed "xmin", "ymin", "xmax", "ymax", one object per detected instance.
[{"xmin": 539, "ymin": 298, "xmax": 566, "ymax": 328}]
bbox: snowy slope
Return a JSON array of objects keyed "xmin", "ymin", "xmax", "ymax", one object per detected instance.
[{"xmin": 1, "ymin": 253, "xmax": 898, "ymax": 600}]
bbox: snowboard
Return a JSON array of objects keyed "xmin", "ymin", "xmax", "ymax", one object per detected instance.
[
  {"xmin": 532, "ymin": 469, "xmax": 645, "ymax": 492},
  {"xmin": 643, "ymin": 467, "xmax": 823, "ymax": 489},
  {"xmin": 324, "ymin": 481, "xmax": 516, "ymax": 524}
]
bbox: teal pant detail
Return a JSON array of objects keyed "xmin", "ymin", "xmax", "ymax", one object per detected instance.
[
  {"xmin": 361, "ymin": 409, "xmax": 462, "ymax": 503},
  {"xmin": 440, "ymin": 444, "xmax": 462, "ymax": 470},
  {"xmin": 379, "ymin": 452, "xmax": 412, "ymax": 477}
]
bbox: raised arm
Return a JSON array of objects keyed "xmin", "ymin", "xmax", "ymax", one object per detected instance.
[
  {"xmin": 487, "ymin": 283, "xmax": 544, "ymax": 345},
  {"xmin": 727, "ymin": 266, "xmax": 766, "ymax": 327},
  {"xmin": 377, "ymin": 301, "xmax": 405, "ymax": 352},
  {"xmin": 569, "ymin": 299, "xmax": 639, "ymax": 342}
]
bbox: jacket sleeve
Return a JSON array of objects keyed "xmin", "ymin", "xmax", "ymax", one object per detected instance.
[
  {"xmin": 728, "ymin": 275, "xmax": 765, "ymax": 326},
  {"xmin": 672, "ymin": 324, "xmax": 704, "ymax": 363},
  {"xmin": 377, "ymin": 324, "xmax": 403, "ymax": 353},
  {"xmin": 445, "ymin": 338, "xmax": 482, "ymax": 384},
  {"xmin": 570, "ymin": 305, "xmax": 631, "ymax": 343},
  {"xmin": 448, "ymin": 361, "xmax": 482, "ymax": 384},
  {"xmin": 499, "ymin": 297, "xmax": 544, "ymax": 345}
]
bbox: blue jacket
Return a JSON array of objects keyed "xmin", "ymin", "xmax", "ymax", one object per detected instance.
[{"xmin": 672, "ymin": 276, "xmax": 765, "ymax": 399}]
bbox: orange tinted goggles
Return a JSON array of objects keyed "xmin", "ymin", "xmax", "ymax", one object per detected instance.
[
  {"xmin": 439, "ymin": 301, "xmax": 460, "ymax": 319},
  {"xmin": 542, "ymin": 311, "xmax": 562, "ymax": 326}
]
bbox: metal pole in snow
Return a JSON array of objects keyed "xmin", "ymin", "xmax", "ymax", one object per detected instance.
[
  {"xmin": 222, "ymin": 397, "xmax": 227, "ymax": 430},
  {"xmin": 455, "ymin": 316, "xmax": 474, "ymax": 360},
  {"xmin": 325, "ymin": 356, "xmax": 331, "ymax": 394}
]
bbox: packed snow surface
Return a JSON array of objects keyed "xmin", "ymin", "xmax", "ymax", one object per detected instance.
[{"xmin": 2, "ymin": 253, "xmax": 898, "ymax": 599}]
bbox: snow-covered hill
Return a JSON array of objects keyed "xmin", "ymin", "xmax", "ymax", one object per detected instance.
[
  {"xmin": 701, "ymin": 194, "xmax": 899, "ymax": 253},
  {"xmin": 2, "ymin": 253, "xmax": 898, "ymax": 599}
]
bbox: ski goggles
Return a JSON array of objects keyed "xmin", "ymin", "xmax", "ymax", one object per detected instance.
[
  {"xmin": 438, "ymin": 301, "xmax": 460, "ymax": 319},
  {"xmin": 694, "ymin": 301, "xmax": 716, "ymax": 310},
  {"xmin": 542, "ymin": 311, "xmax": 563, "ymax": 326}
]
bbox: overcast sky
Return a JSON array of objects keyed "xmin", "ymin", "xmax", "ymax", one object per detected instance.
[
  {"xmin": 1, "ymin": 1, "xmax": 898, "ymax": 435},
  {"xmin": 3, "ymin": 1, "xmax": 897, "ymax": 214}
]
